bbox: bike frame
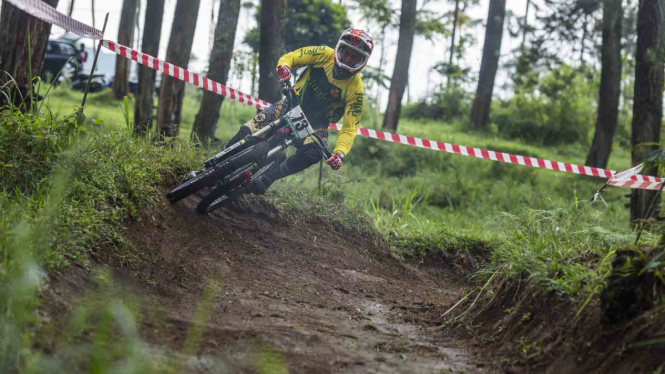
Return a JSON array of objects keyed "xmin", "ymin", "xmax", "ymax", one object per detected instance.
[{"xmin": 203, "ymin": 81, "xmax": 330, "ymax": 170}]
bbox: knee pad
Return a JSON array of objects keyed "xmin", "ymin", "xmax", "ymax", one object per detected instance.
[
  {"xmin": 285, "ymin": 143, "xmax": 322, "ymax": 173},
  {"xmin": 300, "ymin": 143, "xmax": 324, "ymax": 164}
]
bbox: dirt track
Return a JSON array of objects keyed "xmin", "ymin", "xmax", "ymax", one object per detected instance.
[{"xmin": 48, "ymin": 192, "xmax": 490, "ymax": 373}]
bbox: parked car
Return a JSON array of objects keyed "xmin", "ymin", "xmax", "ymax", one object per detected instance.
[{"xmin": 41, "ymin": 40, "xmax": 83, "ymax": 83}]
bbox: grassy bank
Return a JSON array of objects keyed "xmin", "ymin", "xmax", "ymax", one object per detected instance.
[
  {"xmin": 6, "ymin": 85, "xmax": 662, "ymax": 371},
  {"xmin": 37, "ymin": 86, "xmax": 643, "ymax": 281}
]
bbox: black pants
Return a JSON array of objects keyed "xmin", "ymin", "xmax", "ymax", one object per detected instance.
[{"xmin": 225, "ymin": 100, "xmax": 328, "ymax": 186}]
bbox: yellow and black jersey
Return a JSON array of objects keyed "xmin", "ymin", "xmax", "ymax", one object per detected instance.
[{"xmin": 277, "ymin": 46, "xmax": 364, "ymax": 157}]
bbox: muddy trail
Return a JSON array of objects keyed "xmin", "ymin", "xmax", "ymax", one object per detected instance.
[{"xmin": 46, "ymin": 191, "xmax": 490, "ymax": 373}]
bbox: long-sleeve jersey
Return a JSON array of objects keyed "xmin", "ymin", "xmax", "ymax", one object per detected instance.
[{"xmin": 277, "ymin": 46, "xmax": 364, "ymax": 157}]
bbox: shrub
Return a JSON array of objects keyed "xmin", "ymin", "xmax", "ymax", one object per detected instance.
[
  {"xmin": 402, "ymin": 86, "xmax": 472, "ymax": 122},
  {"xmin": 491, "ymin": 65, "xmax": 597, "ymax": 146},
  {"xmin": 0, "ymin": 108, "xmax": 84, "ymax": 193},
  {"xmin": 0, "ymin": 108, "xmax": 203, "ymax": 270}
]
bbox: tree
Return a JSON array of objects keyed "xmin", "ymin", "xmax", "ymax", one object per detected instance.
[
  {"xmin": 469, "ymin": 0, "xmax": 506, "ymax": 129},
  {"xmin": 521, "ymin": 0, "xmax": 531, "ymax": 49},
  {"xmin": 0, "ymin": 0, "xmax": 59, "ymax": 110},
  {"xmin": 112, "ymin": 0, "xmax": 139, "ymax": 100},
  {"xmin": 382, "ymin": 0, "xmax": 418, "ymax": 131},
  {"xmin": 630, "ymin": 0, "xmax": 664, "ymax": 223},
  {"xmin": 585, "ymin": 0, "xmax": 623, "ymax": 168},
  {"xmin": 245, "ymin": 0, "xmax": 350, "ymax": 52},
  {"xmin": 258, "ymin": 0, "xmax": 287, "ymax": 104},
  {"xmin": 133, "ymin": 0, "xmax": 165, "ymax": 136},
  {"xmin": 191, "ymin": 0, "xmax": 242, "ymax": 142},
  {"xmin": 447, "ymin": 0, "xmax": 461, "ymax": 87},
  {"xmin": 156, "ymin": 0, "xmax": 202, "ymax": 137}
]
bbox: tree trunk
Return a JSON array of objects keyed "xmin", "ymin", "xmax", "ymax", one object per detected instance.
[
  {"xmin": 0, "ymin": 0, "xmax": 59, "ymax": 110},
  {"xmin": 133, "ymin": 0, "xmax": 165, "ymax": 137},
  {"xmin": 191, "ymin": 0, "xmax": 241, "ymax": 143},
  {"xmin": 630, "ymin": 0, "xmax": 664, "ymax": 224},
  {"xmin": 382, "ymin": 0, "xmax": 418, "ymax": 131},
  {"xmin": 469, "ymin": 0, "xmax": 506, "ymax": 130},
  {"xmin": 135, "ymin": 0, "xmax": 142, "ymax": 51},
  {"xmin": 379, "ymin": 24, "xmax": 387, "ymax": 69},
  {"xmin": 580, "ymin": 13, "xmax": 588, "ymax": 67},
  {"xmin": 156, "ymin": 0, "xmax": 202, "ymax": 137},
  {"xmin": 585, "ymin": 0, "xmax": 623, "ymax": 168},
  {"xmin": 521, "ymin": 0, "xmax": 530, "ymax": 50},
  {"xmin": 112, "ymin": 0, "xmax": 138, "ymax": 100},
  {"xmin": 258, "ymin": 0, "xmax": 287, "ymax": 105},
  {"xmin": 446, "ymin": 0, "xmax": 460, "ymax": 87},
  {"xmin": 68, "ymin": 0, "xmax": 74, "ymax": 17}
]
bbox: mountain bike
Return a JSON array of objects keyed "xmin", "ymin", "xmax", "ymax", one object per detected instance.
[{"xmin": 165, "ymin": 81, "xmax": 331, "ymax": 214}]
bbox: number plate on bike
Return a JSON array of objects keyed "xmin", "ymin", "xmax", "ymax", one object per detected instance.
[{"xmin": 287, "ymin": 106, "xmax": 315, "ymax": 140}]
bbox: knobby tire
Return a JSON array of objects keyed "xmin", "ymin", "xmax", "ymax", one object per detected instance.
[
  {"xmin": 196, "ymin": 185, "xmax": 241, "ymax": 214},
  {"xmin": 166, "ymin": 168, "xmax": 216, "ymax": 203},
  {"xmin": 167, "ymin": 140, "xmax": 270, "ymax": 204},
  {"xmin": 196, "ymin": 141, "xmax": 271, "ymax": 214}
]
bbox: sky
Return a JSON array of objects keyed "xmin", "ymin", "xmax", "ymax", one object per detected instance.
[{"xmin": 36, "ymin": 0, "xmax": 537, "ymax": 106}]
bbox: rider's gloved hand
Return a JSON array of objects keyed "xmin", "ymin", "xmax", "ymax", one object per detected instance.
[
  {"xmin": 326, "ymin": 153, "xmax": 344, "ymax": 170},
  {"xmin": 277, "ymin": 65, "xmax": 292, "ymax": 82}
]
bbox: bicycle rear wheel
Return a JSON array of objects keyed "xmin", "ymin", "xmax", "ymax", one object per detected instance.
[
  {"xmin": 196, "ymin": 185, "xmax": 243, "ymax": 214},
  {"xmin": 167, "ymin": 140, "xmax": 270, "ymax": 204},
  {"xmin": 197, "ymin": 159, "xmax": 279, "ymax": 215}
]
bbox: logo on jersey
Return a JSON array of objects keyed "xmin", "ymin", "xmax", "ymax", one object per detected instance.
[
  {"xmin": 254, "ymin": 113, "xmax": 267, "ymax": 123},
  {"xmin": 299, "ymin": 46, "xmax": 326, "ymax": 58},
  {"xmin": 329, "ymin": 87, "xmax": 341, "ymax": 100},
  {"xmin": 349, "ymin": 92, "xmax": 364, "ymax": 117}
]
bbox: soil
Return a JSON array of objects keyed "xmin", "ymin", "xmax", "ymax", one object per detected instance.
[
  {"xmin": 40, "ymin": 189, "xmax": 665, "ymax": 373},
  {"xmin": 43, "ymin": 191, "xmax": 491, "ymax": 373}
]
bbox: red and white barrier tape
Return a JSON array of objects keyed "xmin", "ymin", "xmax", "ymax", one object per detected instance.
[
  {"xmin": 100, "ymin": 40, "xmax": 270, "ymax": 111},
  {"xmin": 327, "ymin": 123, "xmax": 662, "ymax": 190},
  {"xmin": 99, "ymin": 39, "xmax": 662, "ymax": 191},
  {"xmin": 6, "ymin": 0, "xmax": 104, "ymax": 39}
]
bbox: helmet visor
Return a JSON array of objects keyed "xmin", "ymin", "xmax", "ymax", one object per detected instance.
[{"xmin": 336, "ymin": 45, "xmax": 367, "ymax": 69}]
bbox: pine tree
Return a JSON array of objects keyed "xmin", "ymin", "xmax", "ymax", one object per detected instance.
[
  {"xmin": 191, "ymin": 0, "xmax": 242, "ymax": 142},
  {"xmin": 133, "ymin": 0, "xmax": 165, "ymax": 136},
  {"xmin": 112, "ymin": 0, "xmax": 139, "ymax": 100},
  {"xmin": 470, "ymin": 0, "xmax": 506, "ymax": 129},
  {"xmin": 382, "ymin": 0, "xmax": 418, "ymax": 131},
  {"xmin": 585, "ymin": 0, "xmax": 623, "ymax": 168},
  {"xmin": 156, "ymin": 0, "xmax": 202, "ymax": 137},
  {"xmin": 630, "ymin": 0, "xmax": 664, "ymax": 223},
  {"xmin": 258, "ymin": 0, "xmax": 287, "ymax": 104},
  {"xmin": 0, "ymin": 0, "xmax": 60, "ymax": 110}
]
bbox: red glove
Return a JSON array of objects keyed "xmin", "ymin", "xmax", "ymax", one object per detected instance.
[
  {"xmin": 277, "ymin": 65, "xmax": 292, "ymax": 82},
  {"xmin": 326, "ymin": 153, "xmax": 343, "ymax": 170}
]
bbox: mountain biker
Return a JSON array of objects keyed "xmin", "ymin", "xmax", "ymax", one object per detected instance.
[{"xmin": 223, "ymin": 28, "xmax": 374, "ymax": 195}]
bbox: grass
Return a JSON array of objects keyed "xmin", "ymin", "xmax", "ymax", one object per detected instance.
[
  {"xmin": 4, "ymin": 83, "xmax": 661, "ymax": 371},
  {"xmin": 34, "ymin": 85, "xmax": 643, "ymax": 289},
  {"xmin": 39, "ymin": 85, "xmax": 254, "ymax": 142}
]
